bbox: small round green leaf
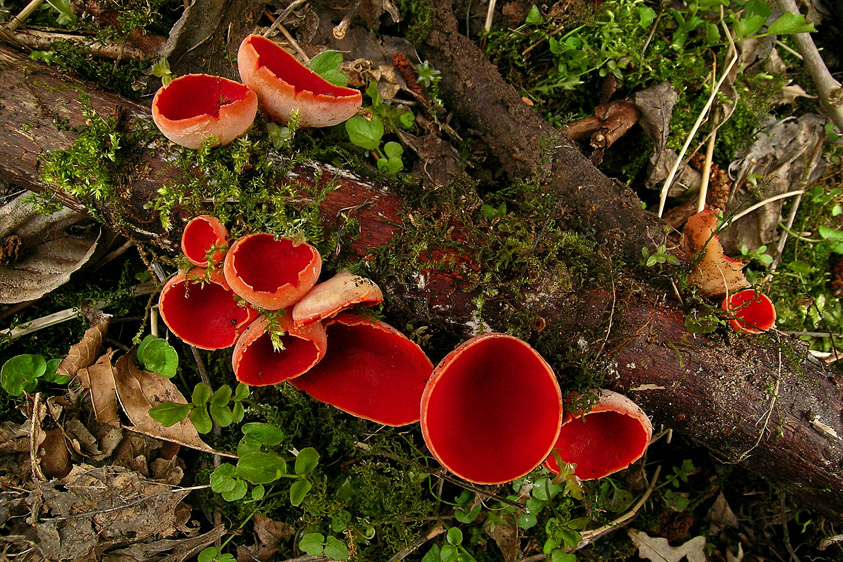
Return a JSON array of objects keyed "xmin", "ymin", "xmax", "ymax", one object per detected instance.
[
  {"xmin": 440, "ymin": 544, "xmax": 458, "ymax": 562},
  {"xmin": 42, "ymin": 358, "xmax": 70, "ymax": 384},
  {"xmin": 231, "ymin": 401, "xmax": 245, "ymax": 424},
  {"xmin": 345, "ymin": 115, "xmax": 384, "ymax": 151},
  {"xmin": 233, "ymin": 382, "xmax": 249, "ymax": 401},
  {"xmin": 189, "ymin": 405, "xmax": 213, "ymax": 434},
  {"xmin": 210, "ymin": 402, "xmax": 234, "ymax": 427},
  {"xmin": 290, "ymin": 478, "xmax": 312, "ymax": 506},
  {"xmin": 148, "ymin": 402, "xmax": 191, "ymax": 426},
  {"xmin": 299, "ymin": 533, "xmax": 325, "ymax": 556},
  {"xmin": 251, "ymin": 484, "xmax": 266, "ymax": 500},
  {"xmin": 192, "ymin": 383, "xmax": 211, "ymax": 406},
  {"xmin": 1, "ymin": 354, "xmax": 46, "ymax": 396},
  {"xmin": 323, "ymin": 536, "xmax": 349, "ymax": 561},
  {"xmin": 198, "ymin": 547, "xmax": 219, "ymax": 562},
  {"xmin": 237, "ymin": 452, "xmax": 287, "ymax": 484},
  {"xmin": 294, "ymin": 447, "xmax": 319, "ymax": 475},
  {"xmin": 140, "ymin": 338, "xmax": 178, "ymax": 378},
  {"xmin": 211, "ymin": 384, "xmax": 232, "ymax": 406},
  {"xmin": 222, "ymin": 478, "xmax": 248, "ymax": 502},
  {"xmin": 242, "ymin": 422, "xmax": 285, "ymax": 446},
  {"xmin": 237, "ymin": 435, "xmax": 263, "ymax": 456},
  {"xmin": 446, "ymin": 527, "xmax": 463, "ymax": 546}
]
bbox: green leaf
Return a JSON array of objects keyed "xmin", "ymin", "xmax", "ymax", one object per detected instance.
[
  {"xmin": 819, "ymin": 225, "xmax": 843, "ymax": 253},
  {"xmin": 551, "ymin": 551, "xmax": 577, "ymax": 562},
  {"xmin": 198, "ymin": 547, "xmax": 219, "ymax": 562},
  {"xmin": 222, "ymin": 478, "xmax": 248, "ymax": 502},
  {"xmin": 299, "ymin": 533, "xmax": 325, "ymax": 556},
  {"xmin": 237, "ymin": 452, "xmax": 287, "ymax": 484},
  {"xmin": 210, "ymin": 402, "xmax": 234, "ymax": 427},
  {"xmin": 192, "ymin": 382, "xmax": 211, "ymax": 406},
  {"xmin": 148, "ymin": 401, "xmax": 191, "ymax": 426},
  {"xmin": 242, "ymin": 422, "xmax": 285, "ymax": 446},
  {"xmin": 684, "ymin": 311, "xmax": 720, "ymax": 334},
  {"xmin": 455, "ymin": 504, "xmax": 481, "ymax": 523},
  {"xmin": 440, "ymin": 544, "xmax": 458, "ymax": 562},
  {"xmin": 383, "ymin": 141, "xmax": 403, "ymax": 159},
  {"xmin": 140, "ymin": 337, "xmax": 178, "ymax": 378},
  {"xmin": 310, "ymin": 50, "xmax": 343, "ymax": 75},
  {"xmin": 446, "ymin": 527, "xmax": 463, "ymax": 546},
  {"xmin": 345, "ymin": 115, "xmax": 384, "ymax": 151},
  {"xmin": 399, "ymin": 111, "xmax": 415, "ymax": 128},
  {"xmin": 238, "ymin": 435, "xmax": 263, "ymax": 456},
  {"xmin": 189, "ymin": 405, "xmax": 213, "ymax": 434},
  {"xmin": 290, "ymin": 478, "xmax": 312, "ymax": 506},
  {"xmin": 231, "ymin": 401, "xmax": 245, "ymax": 424},
  {"xmin": 1, "ymin": 354, "xmax": 46, "ymax": 396},
  {"xmin": 525, "ymin": 5, "xmax": 543, "ymax": 25},
  {"xmin": 787, "ymin": 259, "xmax": 813, "ymax": 274},
  {"xmin": 137, "ymin": 334, "xmax": 154, "ymax": 359},
  {"xmin": 421, "ymin": 544, "xmax": 441, "ymax": 562},
  {"xmin": 211, "ymin": 384, "xmax": 232, "ymax": 406},
  {"xmin": 734, "ymin": 13, "xmax": 766, "ymax": 37},
  {"xmin": 210, "ymin": 464, "xmax": 237, "ymax": 493},
  {"xmin": 233, "ymin": 382, "xmax": 250, "ymax": 401},
  {"xmin": 42, "ymin": 358, "xmax": 69, "ymax": 384},
  {"xmin": 517, "ymin": 513, "xmax": 538, "ymax": 529},
  {"xmin": 295, "ymin": 447, "xmax": 320, "ymax": 475},
  {"xmin": 638, "ymin": 5, "xmax": 656, "ymax": 28},
  {"xmin": 251, "ymin": 484, "xmax": 265, "ymax": 500},
  {"xmin": 323, "ymin": 536, "xmax": 349, "ymax": 561},
  {"xmin": 767, "ymin": 11, "xmax": 815, "ymax": 35}
]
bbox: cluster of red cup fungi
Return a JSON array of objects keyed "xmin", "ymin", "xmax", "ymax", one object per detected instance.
[
  {"xmin": 683, "ymin": 210, "xmax": 777, "ymax": 334},
  {"xmin": 159, "ymin": 216, "xmax": 654, "ymax": 485},
  {"xmin": 152, "ymin": 34, "xmax": 363, "ymax": 149}
]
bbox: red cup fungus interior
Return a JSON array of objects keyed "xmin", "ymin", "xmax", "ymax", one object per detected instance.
[
  {"xmin": 722, "ymin": 289, "xmax": 776, "ymax": 333},
  {"xmin": 232, "ymin": 315, "xmax": 327, "ymax": 386},
  {"xmin": 159, "ymin": 271, "xmax": 256, "ymax": 350},
  {"xmin": 247, "ymin": 35, "xmax": 352, "ymax": 97},
  {"xmin": 421, "ymin": 334, "xmax": 562, "ymax": 484},
  {"xmin": 181, "ymin": 215, "xmax": 228, "ymax": 267},
  {"xmin": 290, "ymin": 313, "xmax": 433, "ymax": 426},
  {"xmin": 545, "ymin": 411, "xmax": 650, "ymax": 481},
  {"xmin": 155, "ymin": 74, "xmax": 252, "ymax": 120}
]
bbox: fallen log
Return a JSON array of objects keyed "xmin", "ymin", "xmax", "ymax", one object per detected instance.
[{"xmin": 1, "ymin": 42, "xmax": 842, "ymax": 519}]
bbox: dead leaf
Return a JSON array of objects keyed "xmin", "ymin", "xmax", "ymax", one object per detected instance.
[
  {"xmin": 628, "ymin": 529, "xmax": 707, "ymax": 562},
  {"xmin": 102, "ymin": 524, "xmax": 225, "ymax": 562},
  {"xmin": 39, "ymin": 427, "xmax": 71, "ymax": 479},
  {"xmin": 485, "ymin": 513, "xmax": 520, "ymax": 562},
  {"xmin": 707, "ymin": 492, "xmax": 739, "ymax": 534},
  {"xmin": 0, "ymin": 192, "xmax": 101, "ymax": 304},
  {"xmin": 112, "ymin": 350, "xmax": 233, "ymax": 457},
  {"xmin": 0, "ymin": 420, "xmax": 30, "ymax": 453},
  {"xmin": 253, "ymin": 512, "xmax": 296, "ymax": 547},
  {"xmin": 57, "ymin": 316, "xmax": 110, "ymax": 380},
  {"xmin": 78, "ymin": 350, "xmax": 120, "ymax": 427},
  {"xmin": 682, "ymin": 210, "xmax": 750, "ymax": 298}
]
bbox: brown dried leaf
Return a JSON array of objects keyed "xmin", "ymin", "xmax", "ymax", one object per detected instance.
[
  {"xmin": 628, "ymin": 530, "xmax": 707, "ymax": 562},
  {"xmin": 485, "ymin": 513, "xmax": 520, "ymax": 562},
  {"xmin": 102, "ymin": 524, "xmax": 225, "ymax": 562},
  {"xmin": 78, "ymin": 350, "xmax": 120, "ymax": 427},
  {"xmin": 112, "ymin": 350, "xmax": 231, "ymax": 457},
  {"xmin": 682, "ymin": 211, "xmax": 750, "ymax": 298},
  {"xmin": 707, "ymin": 491, "xmax": 739, "ymax": 534},
  {"xmin": 253, "ymin": 512, "xmax": 296, "ymax": 547},
  {"xmin": 57, "ymin": 317, "xmax": 110, "ymax": 380}
]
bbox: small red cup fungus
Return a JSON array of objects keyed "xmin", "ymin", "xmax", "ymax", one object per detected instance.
[
  {"xmin": 232, "ymin": 312, "xmax": 327, "ymax": 386},
  {"xmin": 420, "ymin": 333, "xmax": 563, "ymax": 484},
  {"xmin": 291, "ymin": 270, "xmax": 383, "ymax": 328},
  {"xmin": 159, "ymin": 269, "xmax": 258, "ymax": 350},
  {"xmin": 152, "ymin": 74, "xmax": 258, "ymax": 149},
  {"xmin": 290, "ymin": 313, "xmax": 433, "ymax": 426},
  {"xmin": 237, "ymin": 34, "xmax": 362, "ymax": 127},
  {"xmin": 544, "ymin": 389, "xmax": 653, "ymax": 481},
  {"xmin": 181, "ymin": 215, "xmax": 229, "ymax": 267},
  {"xmin": 223, "ymin": 234, "xmax": 322, "ymax": 311},
  {"xmin": 721, "ymin": 289, "xmax": 776, "ymax": 334}
]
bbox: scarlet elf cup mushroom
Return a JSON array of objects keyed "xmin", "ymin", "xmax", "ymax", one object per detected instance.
[
  {"xmin": 544, "ymin": 389, "xmax": 653, "ymax": 481},
  {"xmin": 721, "ymin": 289, "xmax": 776, "ymax": 334},
  {"xmin": 237, "ymin": 34, "xmax": 362, "ymax": 127},
  {"xmin": 152, "ymin": 74, "xmax": 258, "ymax": 149},
  {"xmin": 181, "ymin": 215, "xmax": 229, "ymax": 267},
  {"xmin": 223, "ymin": 234, "xmax": 321, "ymax": 310},
  {"xmin": 420, "ymin": 333, "xmax": 563, "ymax": 484}
]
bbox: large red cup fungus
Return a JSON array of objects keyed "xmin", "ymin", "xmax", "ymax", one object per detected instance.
[
  {"xmin": 291, "ymin": 270, "xmax": 383, "ymax": 328},
  {"xmin": 159, "ymin": 269, "xmax": 258, "ymax": 350},
  {"xmin": 237, "ymin": 34, "xmax": 362, "ymax": 127},
  {"xmin": 223, "ymin": 234, "xmax": 321, "ymax": 310},
  {"xmin": 181, "ymin": 215, "xmax": 229, "ymax": 267},
  {"xmin": 152, "ymin": 74, "xmax": 258, "ymax": 149},
  {"xmin": 290, "ymin": 313, "xmax": 433, "ymax": 426},
  {"xmin": 544, "ymin": 389, "xmax": 653, "ymax": 481},
  {"xmin": 721, "ymin": 289, "xmax": 776, "ymax": 334},
  {"xmin": 420, "ymin": 333, "xmax": 563, "ymax": 484},
  {"xmin": 232, "ymin": 312, "xmax": 327, "ymax": 386}
]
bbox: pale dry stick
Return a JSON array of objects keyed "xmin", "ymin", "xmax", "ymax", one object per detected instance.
[
  {"xmin": 333, "ymin": 0, "xmax": 361, "ymax": 40},
  {"xmin": 819, "ymin": 534, "xmax": 843, "ymax": 551},
  {"xmin": 775, "ymin": 0, "xmax": 843, "ymax": 132},
  {"xmin": 10, "ymin": 29, "xmax": 148, "ymax": 61},
  {"xmin": 484, "ymin": 0, "xmax": 497, "ymax": 33},
  {"xmin": 5, "ymin": 0, "xmax": 46, "ymax": 31},
  {"xmin": 278, "ymin": 22, "xmax": 309, "ymax": 62},
  {"xmin": 575, "ymin": 465, "xmax": 662, "ymax": 549},
  {"xmin": 726, "ymin": 190, "xmax": 807, "ymax": 224},
  {"xmin": 696, "ymin": 104, "xmax": 720, "ymax": 213},
  {"xmin": 767, "ymin": 133, "xmax": 826, "ymax": 277},
  {"xmin": 263, "ymin": 0, "xmax": 309, "ymax": 38}
]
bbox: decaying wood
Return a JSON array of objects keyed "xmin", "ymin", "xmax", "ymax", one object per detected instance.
[{"xmin": 0, "ymin": 43, "xmax": 842, "ymax": 518}]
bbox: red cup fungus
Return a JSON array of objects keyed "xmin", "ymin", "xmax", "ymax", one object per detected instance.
[
  {"xmin": 158, "ymin": 269, "xmax": 258, "ymax": 350},
  {"xmin": 237, "ymin": 34, "xmax": 362, "ymax": 127},
  {"xmin": 181, "ymin": 215, "xmax": 229, "ymax": 267},
  {"xmin": 721, "ymin": 289, "xmax": 776, "ymax": 334},
  {"xmin": 544, "ymin": 389, "xmax": 653, "ymax": 481},
  {"xmin": 152, "ymin": 74, "xmax": 258, "ymax": 149},
  {"xmin": 290, "ymin": 313, "xmax": 433, "ymax": 426},
  {"xmin": 223, "ymin": 234, "xmax": 322, "ymax": 310},
  {"xmin": 420, "ymin": 333, "xmax": 563, "ymax": 484},
  {"xmin": 292, "ymin": 270, "xmax": 383, "ymax": 328},
  {"xmin": 232, "ymin": 312, "xmax": 327, "ymax": 386}
]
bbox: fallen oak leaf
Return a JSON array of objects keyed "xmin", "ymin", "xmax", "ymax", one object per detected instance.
[{"xmin": 112, "ymin": 349, "xmax": 234, "ymax": 457}]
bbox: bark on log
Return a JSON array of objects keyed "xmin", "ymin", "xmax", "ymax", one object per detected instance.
[{"xmin": 1, "ymin": 43, "xmax": 842, "ymax": 519}]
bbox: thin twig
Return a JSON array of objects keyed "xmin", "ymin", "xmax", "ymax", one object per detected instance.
[
  {"xmin": 388, "ymin": 523, "xmax": 445, "ymax": 562},
  {"xmin": 5, "ymin": 0, "xmax": 46, "ymax": 31},
  {"xmin": 8, "ymin": 29, "xmax": 148, "ymax": 61},
  {"xmin": 726, "ymin": 190, "xmax": 806, "ymax": 224},
  {"xmin": 484, "ymin": 0, "xmax": 497, "ymax": 33},
  {"xmin": 263, "ymin": 0, "xmax": 309, "ymax": 37},
  {"xmin": 780, "ymin": 494, "xmax": 802, "ymax": 562}
]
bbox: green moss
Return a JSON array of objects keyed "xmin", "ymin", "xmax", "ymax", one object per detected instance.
[{"xmin": 393, "ymin": 0, "xmax": 435, "ymax": 46}]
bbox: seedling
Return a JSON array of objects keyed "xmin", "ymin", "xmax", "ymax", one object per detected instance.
[
  {"xmin": 0, "ymin": 354, "xmax": 68, "ymax": 396},
  {"xmin": 148, "ymin": 381, "xmax": 249, "ymax": 432}
]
